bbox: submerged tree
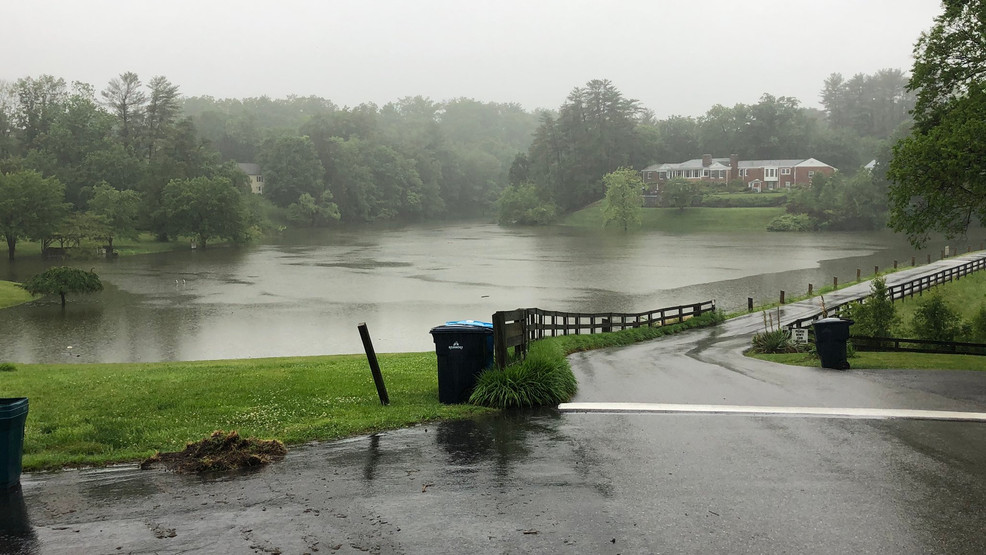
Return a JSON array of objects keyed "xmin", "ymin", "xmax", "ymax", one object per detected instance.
[
  {"xmin": 602, "ymin": 168, "xmax": 643, "ymax": 231},
  {"xmin": 21, "ymin": 266, "xmax": 103, "ymax": 307}
]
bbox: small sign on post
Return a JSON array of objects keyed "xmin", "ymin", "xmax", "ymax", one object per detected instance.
[{"xmin": 791, "ymin": 328, "xmax": 809, "ymax": 345}]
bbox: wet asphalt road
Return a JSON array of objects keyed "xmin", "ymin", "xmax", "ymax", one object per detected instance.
[{"xmin": 4, "ymin": 254, "xmax": 986, "ymax": 554}]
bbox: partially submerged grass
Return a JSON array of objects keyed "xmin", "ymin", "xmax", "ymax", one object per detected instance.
[
  {"xmin": 561, "ymin": 202, "xmax": 785, "ymax": 233},
  {"xmin": 0, "ymin": 280, "xmax": 35, "ymax": 309},
  {"xmin": 2, "ymin": 353, "xmax": 491, "ymax": 471}
]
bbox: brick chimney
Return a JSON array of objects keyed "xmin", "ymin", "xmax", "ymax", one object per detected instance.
[
  {"xmin": 730, "ymin": 154, "xmax": 739, "ymax": 179},
  {"xmin": 702, "ymin": 154, "xmax": 712, "ymax": 167}
]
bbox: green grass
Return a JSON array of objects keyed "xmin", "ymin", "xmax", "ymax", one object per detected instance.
[
  {"xmin": 749, "ymin": 350, "xmax": 986, "ymax": 371},
  {"xmin": 0, "ymin": 353, "xmax": 491, "ymax": 471},
  {"xmin": 0, "ymin": 280, "xmax": 35, "ymax": 309},
  {"xmin": 561, "ymin": 202, "xmax": 785, "ymax": 233},
  {"xmin": 0, "ymin": 233, "xmax": 209, "ymax": 260},
  {"xmin": 893, "ymin": 270, "xmax": 986, "ymax": 325}
]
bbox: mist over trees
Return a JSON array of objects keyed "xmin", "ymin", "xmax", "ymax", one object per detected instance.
[{"xmin": 0, "ymin": 62, "xmax": 921, "ymax": 258}]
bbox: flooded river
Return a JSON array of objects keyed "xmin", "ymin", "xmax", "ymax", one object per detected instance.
[{"xmin": 0, "ymin": 223, "xmax": 954, "ymax": 364}]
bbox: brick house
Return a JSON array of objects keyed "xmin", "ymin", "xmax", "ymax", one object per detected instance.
[{"xmin": 641, "ymin": 154, "xmax": 836, "ymax": 192}]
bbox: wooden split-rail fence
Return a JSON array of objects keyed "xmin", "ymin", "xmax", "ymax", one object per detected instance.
[
  {"xmin": 786, "ymin": 255, "xmax": 986, "ymax": 330},
  {"xmin": 492, "ymin": 300, "xmax": 716, "ymax": 369}
]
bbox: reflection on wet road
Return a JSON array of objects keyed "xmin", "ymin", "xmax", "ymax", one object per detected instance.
[{"xmin": 8, "ymin": 407, "xmax": 986, "ymax": 554}]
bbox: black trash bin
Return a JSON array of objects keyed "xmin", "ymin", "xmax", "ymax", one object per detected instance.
[
  {"xmin": 430, "ymin": 322, "xmax": 494, "ymax": 404},
  {"xmin": 1, "ymin": 398, "xmax": 29, "ymax": 490},
  {"xmin": 812, "ymin": 318, "xmax": 854, "ymax": 370}
]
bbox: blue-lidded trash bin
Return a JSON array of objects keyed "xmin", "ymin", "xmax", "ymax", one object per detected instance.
[
  {"xmin": 812, "ymin": 318, "xmax": 854, "ymax": 370},
  {"xmin": 1, "ymin": 398, "xmax": 29, "ymax": 490},
  {"xmin": 430, "ymin": 322, "xmax": 494, "ymax": 404}
]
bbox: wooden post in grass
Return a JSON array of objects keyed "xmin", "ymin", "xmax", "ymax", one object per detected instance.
[
  {"xmin": 358, "ymin": 323, "xmax": 390, "ymax": 406},
  {"xmin": 808, "ymin": 284, "xmax": 813, "ymax": 296},
  {"xmin": 833, "ymin": 276, "xmax": 838, "ymax": 289},
  {"xmin": 912, "ymin": 256, "xmax": 915, "ymax": 266},
  {"xmin": 748, "ymin": 297, "xmax": 754, "ymax": 312},
  {"xmin": 894, "ymin": 260, "xmax": 898, "ymax": 269},
  {"xmin": 875, "ymin": 265, "xmax": 879, "ymax": 276},
  {"xmin": 856, "ymin": 269, "xmax": 861, "ymax": 281},
  {"xmin": 780, "ymin": 290, "xmax": 785, "ymax": 304},
  {"xmin": 927, "ymin": 254, "xmax": 931, "ymax": 264}
]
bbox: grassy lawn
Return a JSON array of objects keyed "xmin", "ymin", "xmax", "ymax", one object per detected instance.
[
  {"xmin": 0, "ymin": 280, "xmax": 35, "ymax": 309},
  {"xmin": 893, "ymin": 269, "xmax": 986, "ymax": 325},
  {"xmin": 0, "ymin": 353, "xmax": 491, "ymax": 471},
  {"xmin": 750, "ymin": 350, "xmax": 986, "ymax": 371},
  {"xmin": 562, "ymin": 202, "xmax": 785, "ymax": 233}
]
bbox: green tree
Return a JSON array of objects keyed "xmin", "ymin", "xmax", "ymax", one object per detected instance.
[
  {"xmin": 257, "ymin": 136, "xmax": 325, "ymax": 207},
  {"xmin": 87, "ymin": 182, "xmax": 142, "ymax": 254},
  {"xmin": 101, "ymin": 71, "xmax": 146, "ymax": 153},
  {"xmin": 287, "ymin": 191, "xmax": 341, "ymax": 227},
  {"xmin": 20, "ymin": 266, "xmax": 103, "ymax": 307},
  {"xmin": 910, "ymin": 293, "xmax": 966, "ymax": 342},
  {"xmin": 496, "ymin": 182, "xmax": 557, "ymax": 225},
  {"xmin": 843, "ymin": 277, "xmax": 899, "ymax": 337},
  {"xmin": 602, "ymin": 168, "xmax": 642, "ymax": 231},
  {"xmin": 888, "ymin": 1, "xmax": 986, "ymax": 246},
  {"xmin": 0, "ymin": 170, "xmax": 69, "ymax": 260},
  {"xmin": 162, "ymin": 176, "xmax": 246, "ymax": 248},
  {"xmin": 662, "ymin": 178, "xmax": 701, "ymax": 210}
]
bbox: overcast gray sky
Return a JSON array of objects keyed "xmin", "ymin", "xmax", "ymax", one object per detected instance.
[{"xmin": 2, "ymin": 0, "xmax": 943, "ymax": 117}]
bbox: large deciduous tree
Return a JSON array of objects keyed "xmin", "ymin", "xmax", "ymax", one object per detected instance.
[
  {"xmin": 888, "ymin": 1, "xmax": 986, "ymax": 246},
  {"xmin": 601, "ymin": 168, "xmax": 643, "ymax": 231},
  {"xmin": 162, "ymin": 176, "xmax": 246, "ymax": 248},
  {"xmin": 257, "ymin": 136, "xmax": 325, "ymax": 207},
  {"xmin": 0, "ymin": 170, "xmax": 69, "ymax": 260},
  {"xmin": 20, "ymin": 266, "xmax": 103, "ymax": 307}
]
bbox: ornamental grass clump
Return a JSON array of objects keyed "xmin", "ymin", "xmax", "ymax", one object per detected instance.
[
  {"xmin": 750, "ymin": 308, "xmax": 799, "ymax": 354},
  {"xmin": 469, "ymin": 341, "xmax": 576, "ymax": 409}
]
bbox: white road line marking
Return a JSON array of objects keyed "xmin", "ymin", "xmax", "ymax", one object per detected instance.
[{"xmin": 558, "ymin": 402, "xmax": 986, "ymax": 422}]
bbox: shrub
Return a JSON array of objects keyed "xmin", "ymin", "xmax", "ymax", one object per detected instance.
[
  {"xmin": 766, "ymin": 213, "xmax": 815, "ymax": 232},
  {"xmin": 970, "ymin": 304, "xmax": 986, "ymax": 343},
  {"xmin": 0, "ymin": 362, "xmax": 15, "ymax": 372},
  {"xmin": 842, "ymin": 277, "xmax": 899, "ymax": 337},
  {"xmin": 470, "ymin": 341, "xmax": 576, "ymax": 408},
  {"xmin": 910, "ymin": 293, "xmax": 966, "ymax": 342},
  {"xmin": 751, "ymin": 328, "xmax": 798, "ymax": 354}
]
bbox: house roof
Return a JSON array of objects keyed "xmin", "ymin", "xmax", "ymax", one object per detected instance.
[
  {"xmin": 644, "ymin": 157, "xmax": 835, "ymax": 171},
  {"xmin": 237, "ymin": 162, "xmax": 261, "ymax": 175}
]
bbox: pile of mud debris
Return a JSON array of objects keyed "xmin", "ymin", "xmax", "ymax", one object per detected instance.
[{"xmin": 141, "ymin": 430, "xmax": 286, "ymax": 473}]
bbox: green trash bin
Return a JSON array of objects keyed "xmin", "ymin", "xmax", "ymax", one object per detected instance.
[{"xmin": 1, "ymin": 398, "xmax": 29, "ymax": 490}]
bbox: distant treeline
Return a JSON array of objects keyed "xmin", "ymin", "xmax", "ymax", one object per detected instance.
[{"xmin": 0, "ymin": 68, "xmax": 914, "ymax": 258}]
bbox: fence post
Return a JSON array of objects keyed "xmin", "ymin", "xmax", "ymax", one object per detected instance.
[
  {"xmin": 357, "ymin": 323, "xmax": 390, "ymax": 406},
  {"xmin": 834, "ymin": 276, "xmax": 838, "ymax": 289},
  {"xmin": 748, "ymin": 297, "xmax": 754, "ymax": 312},
  {"xmin": 808, "ymin": 284, "xmax": 813, "ymax": 295},
  {"xmin": 780, "ymin": 290, "xmax": 785, "ymax": 304},
  {"xmin": 894, "ymin": 260, "xmax": 898, "ymax": 269},
  {"xmin": 875, "ymin": 265, "xmax": 879, "ymax": 276},
  {"xmin": 912, "ymin": 256, "xmax": 915, "ymax": 266},
  {"xmin": 856, "ymin": 269, "xmax": 861, "ymax": 281},
  {"xmin": 927, "ymin": 254, "xmax": 931, "ymax": 264},
  {"xmin": 492, "ymin": 311, "xmax": 507, "ymax": 369}
]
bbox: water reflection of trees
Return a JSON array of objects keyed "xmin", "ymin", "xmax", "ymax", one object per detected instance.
[{"xmin": 435, "ymin": 409, "xmax": 566, "ymax": 482}]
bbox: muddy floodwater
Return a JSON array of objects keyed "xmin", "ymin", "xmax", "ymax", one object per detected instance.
[{"xmin": 0, "ymin": 223, "xmax": 953, "ymax": 364}]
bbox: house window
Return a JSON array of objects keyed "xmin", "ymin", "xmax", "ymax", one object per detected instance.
[
  {"xmin": 765, "ymin": 168, "xmax": 777, "ymax": 178},
  {"xmin": 703, "ymin": 169, "xmax": 709, "ymax": 177},
  {"xmin": 256, "ymin": 175, "xmax": 264, "ymax": 182},
  {"xmin": 781, "ymin": 168, "xmax": 791, "ymax": 175},
  {"xmin": 658, "ymin": 171, "xmax": 667, "ymax": 180},
  {"xmin": 808, "ymin": 171, "xmax": 815, "ymax": 177},
  {"xmin": 785, "ymin": 181, "xmax": 791, "ymax": 187},
  {"xmin": 739, "ymin": 169, "xmax": 748, "ymax": 177}
]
